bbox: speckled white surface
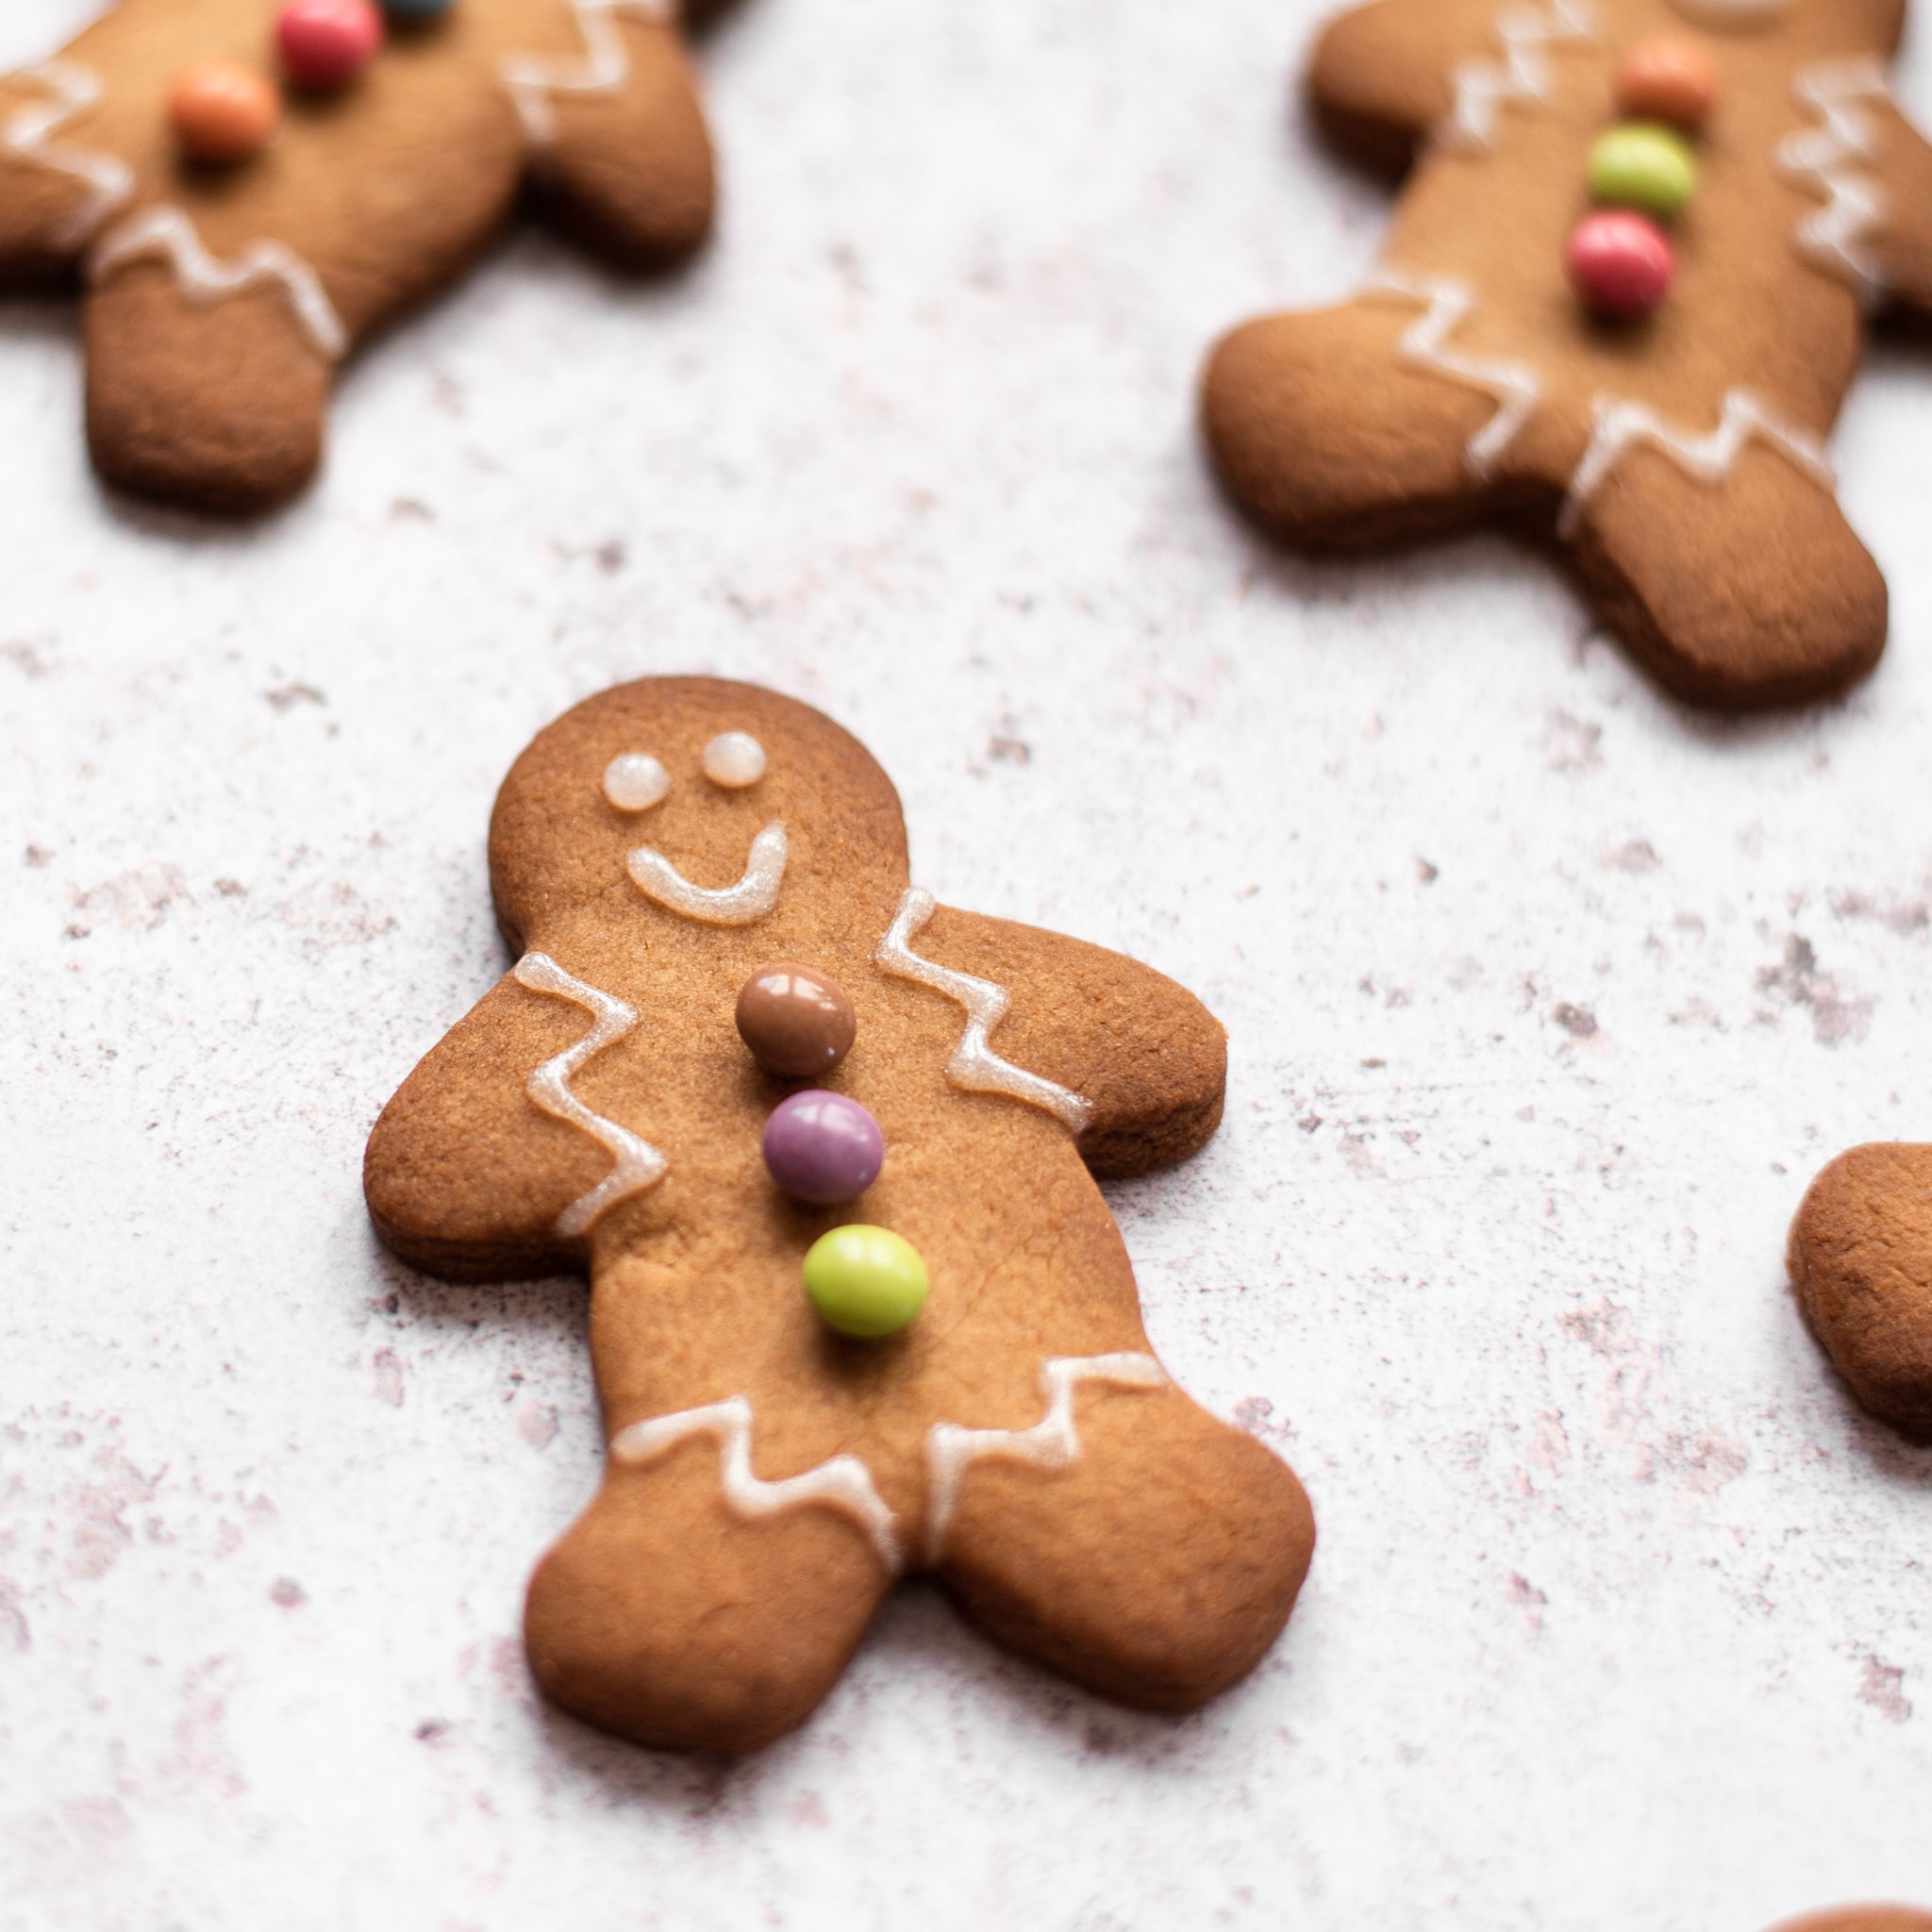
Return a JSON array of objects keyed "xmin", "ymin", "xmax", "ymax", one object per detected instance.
[{"xmin": 3, "ymin": 2, "xmax": 1930, "ymax": 1927}]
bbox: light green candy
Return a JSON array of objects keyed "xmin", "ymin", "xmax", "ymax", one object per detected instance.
[
  {"xmin": 803, "ymin": 1225, "xmax": 929, "ymax": 1339},
  {"xmin": 1588, "ymin": 123, "xmax": 1697, "ymax": 217}
]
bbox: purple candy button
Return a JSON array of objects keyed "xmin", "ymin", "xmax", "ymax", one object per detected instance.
[{"xmin": 762, "ymin": 1090, "xmax": 884, "ymax": 1206}]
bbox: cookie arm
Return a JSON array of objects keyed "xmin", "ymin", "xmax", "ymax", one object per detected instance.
[
  {"xmin": 1307, "ymin": 0, "xmax": 1524, "ymax": 175},
  {"xmin": 510, "ymin": 8, "xmax": 715, "ymax": 268},
  {"xmin": 908, "ymin": 906, "xmax": 1227, "ymax": 1181},
  {"xmin": 364, "ymin": 971, "xmax": 633, "ymax": 1285}
]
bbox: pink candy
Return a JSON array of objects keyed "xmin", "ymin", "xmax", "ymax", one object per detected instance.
[
  {"xmin": 276, "ymin": 0, "xmax": 384, "ymax": 91},
  {"xmin": 1565, "ymin": 210, "xmax": 1674, "ymax": 320}
]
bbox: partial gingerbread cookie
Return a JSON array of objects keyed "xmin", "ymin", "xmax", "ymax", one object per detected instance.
[
  {"xmin": 1766, "ymin": 1909, "xmax": 1932, "ymax": 1932},
  {"xmin": 1202, "ymin": 0, "xmax": 1932, "ymax": 708},
  {"xmin": 1788, "ymin": 1143, "xmax": 1932, "ymax": 1441},
  {"xmin": 1, "ymin": 0, "xmax": 719, "ymax": 510},
  {"xmin": 364, "ymin": 677, "xmax": 1316, "ymax": 1754}
]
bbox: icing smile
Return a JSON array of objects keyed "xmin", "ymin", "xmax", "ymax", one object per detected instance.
[{"xmin": 627, "ymin": 823, "xmax": 788, "ymax": 925}]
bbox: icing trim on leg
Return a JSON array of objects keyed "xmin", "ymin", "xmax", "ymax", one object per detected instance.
[
  {"xmin": 1362, "ymin": 271, "xmax": 1543, "ymax": 478},
  {"xmin": 610, "ymin": 1396, "xmax": 902, "ymax": 1571},
  {"xmin": 1, "ymin": 60, "xmax": 134, "ymax": 250},
  {"xmin": 874, "ymin": 888, "xmax": 1093, "ymax": 1134},
  {"xmin": 1778, "ymin": 58, "xmax": 1892, "ymax": 308},
  {"xmin": 513, "ymin": 951, "xmax": 668, "ymax": 1238},
  {"xmin": 502, "ymin": 0, "xmax": 677, "ymax": 149},
  {"xmin": 1557, "ymin": 390, "xmax": 1835, "ymax": 541},
  {"xmin": 1440, "ymin": 0, "xmax": 1596, "ymax": 153},
  {"xmin": 88, "ymin": 207, "xmax": 348, "ymax": 362},
  {"xmin": 923, "ymin": 1353, "xmax": 1167, "ymax": 1564}
]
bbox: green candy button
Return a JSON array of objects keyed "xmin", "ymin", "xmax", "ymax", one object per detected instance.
[
  {"xmin": 1588, "ymin": 122, "xmax": 1697, "ymax": 218},
  {"xmin": 803, "ymin": 1225, "xmax": 929, "ymax": 1339}
]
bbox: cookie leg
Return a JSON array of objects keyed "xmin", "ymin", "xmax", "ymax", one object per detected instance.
[
  {"xmin": 1788, "ymin": 1145, "xmax": 1932, "ymax": 1442},
  {"xmin": 524, "ymin": 16, "xmax": 715, "ymax": 269},
  {"xmin": 525, "ymin": 1450, "xmax": 893, "ymax": 1754},
  {"xmin": 82, "ymin": 270, "xmax": 331, "ymax": 513},
  {"xmin": 931, "ymin": 1384, "xmax": 1315, "ymax": 1713},
  {"xmin": 1565, "ymin": 439, "xmax": 1887, "ymax": 708},
  {"xmin": 1200, "ymin": 298, "xmax": 1508, "ymax": 549}
]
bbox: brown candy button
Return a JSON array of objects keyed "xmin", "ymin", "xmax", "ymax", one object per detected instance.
[{"xmin": 735, "ymin": 962, "xmax": 857, "ymax": 1077}]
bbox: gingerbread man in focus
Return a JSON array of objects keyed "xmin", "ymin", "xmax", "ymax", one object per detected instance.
[
  {"xmin": 1204, "ymin": 0, "xmax": 1932, "ymax": 708},
  {"xmin": 364, "ymin": 677, "xmax": 1315, "ymax": 1754},
  {"xmin": 0, "ymin": 0, "xmax": 720, "ymax": 510}
]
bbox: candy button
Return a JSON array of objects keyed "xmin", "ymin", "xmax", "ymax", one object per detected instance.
[
  {"xmin": 702, "ymin": 731, "xmax": 766, "ymax": 790},
  {"xmin": 803, "ymin": 1225, "xmax": 928, "ymax": 1339},
  {"xmin": 382, "ymin": 0, "xmax": 457, "ymax": 18},
  {"xmin": 1588, "ymin": 123, "xmax": 1698, "ymax": 218},
  {"xmin": 169, "ymin": 60, "xmax": 280, "ymax": 165},
  {"xmin": 764, "ymin": 1091, "xmax": 884, "ymax": 1205},
  {"xmin": 276, "ymin": 0, "xmax": 384, "ymax": 91},
  {"xmin": 1615, "ymin": 38, "xmax": 1718, "ymax": 134},
  {"xmin": 736, "ymin": 961, "xmax": 857, "ymax": 1076},
  {"xmin": 1566, "ymin": 210, "xmax": 1674, "ymax": 319}
]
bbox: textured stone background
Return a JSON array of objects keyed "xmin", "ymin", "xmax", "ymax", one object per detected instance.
[{"xmin": 3, "ymin": 1, "xmax": 1930, "ymax": 1926}]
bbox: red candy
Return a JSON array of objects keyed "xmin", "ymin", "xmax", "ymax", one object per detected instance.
[
  {"xmin": 276, "ymin": 0, "xmax": 384, "ymax": 91},
  {"xmin": 1565, "ymin": 210, "xmax": 1674, "ymax": 319}
]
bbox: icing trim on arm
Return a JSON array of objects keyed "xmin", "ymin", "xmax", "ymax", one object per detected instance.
[
  {"xmin": 923, "ymin": 1354, "xmax": 1166, "ymax": 1563},
  {"xmin": 1557, "ymin": 389, "xmax": 1834, "ymax": 540},
  {"xmin": 627, "ymin": 823, "xmax": 787, "ymax": 924},
  {"xmin": 1440, "ymin": 0, "xmax": 1595, "ymax": 152},
  {"xmin": 88, "ymin": 208, "xmax": 348, "ymax": 362},
  {"xmin": 513, "ymin": 951, "xmax": 668, "ymax": 1238},
  {"xmin": 2, "ymin": 60, "xmax": 134, "ymax": 249},
  {"xmin": 502, "ymin": 0, "xmax": 675, "ymax": 149},
  {"xmin": 611, "ymin": 1396, "xmax": 901, "ymax": 1571},
  {"xmin": 1777, "ymin": 58, "xmax": 1892, "ymax": 308},
  {"xmin": 1363, "ymin": 271, "xmax": 1542, "ymax": 477},
  {"xmin": 874, "ymin": 888, "xmax": 1093, "ymax": 1134}
]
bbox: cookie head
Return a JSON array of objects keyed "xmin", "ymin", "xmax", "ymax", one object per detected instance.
[{"xmin": 487, "ymin": 678, "xmax": 910, "ymax": 953}]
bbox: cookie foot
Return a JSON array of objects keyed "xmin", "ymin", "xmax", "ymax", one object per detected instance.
[{"xmin": 935, "ymin": 1384, "xmax": 1315, "ymax": 1713}]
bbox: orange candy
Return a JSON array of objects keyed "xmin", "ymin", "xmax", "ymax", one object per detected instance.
[
  {"xmin": 1615, "ymin": 38, "xmax": 1719, "ymax": 134},
  {"xmin": 169, "ymin": 59, "xmax": 280, "ymax": 165}
]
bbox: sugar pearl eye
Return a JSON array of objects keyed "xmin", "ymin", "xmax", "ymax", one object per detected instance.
[
  {"xmin": 603, "ymin": 754, "xmax": 669, "ymax": 812},
  {"xmin": 702, "ymin": 732, "xmax": 767, "ymax": 790}
]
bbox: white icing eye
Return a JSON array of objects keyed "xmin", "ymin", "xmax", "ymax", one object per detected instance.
[
  {"xmin": 702, "ymin": 732, "xmax": 767, "ymax": 790},
  {"xmin": 603, "ymin": 754, "xmax": 669, "ymax": 812}
]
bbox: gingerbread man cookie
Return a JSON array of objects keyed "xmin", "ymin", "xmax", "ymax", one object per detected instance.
[
  {"xmin": 1203, "ymin": 0, "xmax": 1932, "ymax": 708},
  {"xmin": 1, "ymin": 0, "xmax": 718, "ymax": 511},
  {"xmin": 1788, "ymin": 1144, "xmax": 1932, "ymax": 1441},
  {"xmin": 364, "ymin": 677, "xmax": 1316, "ymax": 1754},
  {"xmin": 1766, "ymin": 1909, "xmax": 1932, "ymax": 1932}
]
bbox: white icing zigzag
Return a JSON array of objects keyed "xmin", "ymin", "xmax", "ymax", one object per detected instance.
[
  {"xmin": 1, "ymin": 60, "xmax": 134, "ymax": 249},
  {"xmin": 1557, "ymin": 389, "xmax": 1834, "ymax": 540},
  {"xmin": 923, "ymin": 1354, "xmax": 1166, "ymax": 1562},
  {"xmin": 875, "ymin": 888, "xmax": 1093, "ymax": 1134},
  {"xmin": 627, "ymin": 823, "xmax": 788, "ymax": 924},
  {"xmin": 89, "ymin": 207, "xmax": 349, "ymax": 362},
  {"xmin": 1441, "ymin": 0, "xmax": 1594, "ymax": 151},
  {"xmin": 513, "ymin": 951, "xmax": 669, "ymax": 1238},
  {"xmin": 503, "ymin": 0, "xmax": 675, "ymax": 149},
  {"xmin": 611, "ymin": 1396, "xmax": 902, "ymax": 1571},
  {"xmin": 1364, "ymin": 270, "xmax": 1543, "ymax": 478},
  {"xmin": 1778, "ymin": 58, "xmax": 1893, "ymax": 308}
]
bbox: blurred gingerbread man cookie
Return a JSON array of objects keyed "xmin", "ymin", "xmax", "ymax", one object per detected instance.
[
  {"xmin": 1204, "ymin": 0, "xmax": 1932, "ymax": 708},
  {"xmin": 1765, "ymin": 1908, "xmax": 1932, "ymax": 1932},
  {"xmin": 1788, "ymin": 1144, "xmax": 1932, "ymax": 1441},
  {"xmin": 1, "ymin": 0, "xmax": 719, "ymax": 509},
  {"xmin": 364, "ymin": 676, "xmax": 1316, "ymax": 1753}
]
